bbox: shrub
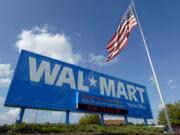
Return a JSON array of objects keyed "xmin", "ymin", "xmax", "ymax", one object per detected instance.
[{"xmin": 79, "ymin": 114, "xmax": 100, "ymax": 125}]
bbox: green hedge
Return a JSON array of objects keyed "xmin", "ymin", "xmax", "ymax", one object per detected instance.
[{"xmin": 0, "ymin": 123, "xmax": 175, "ymax": 135}]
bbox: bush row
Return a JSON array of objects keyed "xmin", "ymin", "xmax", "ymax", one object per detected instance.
[{"xmin": 0, "ymin": 123, "xmax": 174, "ymax": 135}]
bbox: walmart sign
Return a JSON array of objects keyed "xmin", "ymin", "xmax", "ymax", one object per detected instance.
[{"xmin": 5, "ymin": 50, "xmax": 152, "ymax": 118}]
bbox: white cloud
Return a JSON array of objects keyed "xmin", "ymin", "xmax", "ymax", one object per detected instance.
[
  {"xmin": 167, "ymin": 79, "xmax": 175, "ymax": 85},
  {"xmin": 0, "ymin": 64, "xmax": 13, "ymax": 77},
  {"xmin": 167, "ymin": 79, "xmax": 176, "ymax": 89},
  {"xmin": 0, "ymin": 64, "xmax": 13, "ymax": 87},
  {"xmin": 0, "ymin": 96, "xmax": 5, "ymax": 105},
  {"xmin": 51, "ymin": 112, "xmax": 84, "ymax": 123},
  {"xmin": 70, "ymin": 112, "xmax": 85, "ymax": 123},
  {"xmin": 0, "ymin": 78, "xmax": 11, "ymax": 87},
  {"xmin": 149, "ymin": 76, "xmax": 155, "ymax": 84},
  {"xmin": 15, "ymin": 26, "xmax": 83, "ymax": 64},
  {"xmin": 0, "ymin": 108, "xmax": 19, "ymax": 123},
  {"xmin": 52, "ymin": 111, "xmax": 64, "ymax": 117},
  {"xmin": 88, "ymin": 53, "xmax": 117, "ymax": 66},
  {"xmin": 158, "ymin": 104, "xmax": 163, "ymax": 110}
]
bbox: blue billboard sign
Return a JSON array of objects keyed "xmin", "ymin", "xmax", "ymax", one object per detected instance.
[{"xmin": 5, "ymin": 50, "xmax": 152, "ymax": 119}]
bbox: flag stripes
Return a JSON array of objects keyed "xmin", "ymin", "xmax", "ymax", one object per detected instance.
[{"xmin": 106, "ymin": 4, "xmax": 137, "ymax": 62}]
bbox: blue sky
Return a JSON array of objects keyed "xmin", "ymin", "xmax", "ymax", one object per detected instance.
[{"xmin": 0, "ymin": 0, "xmax": 180, "ymax": 125}]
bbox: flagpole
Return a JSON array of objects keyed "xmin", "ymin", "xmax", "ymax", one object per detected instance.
[{"xmin": 131, "ymin": 0, "xmax": 173, "ymax": 132}]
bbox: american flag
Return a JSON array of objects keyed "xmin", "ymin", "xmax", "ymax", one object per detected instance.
[{"xmin": 106, "ymin": 4, "xmax": 137, "ymax": 62}]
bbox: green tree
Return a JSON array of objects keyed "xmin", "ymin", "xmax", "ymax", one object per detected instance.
[
  {"xmin": 79, "ymin": 114, "xmax": 100, "ymax": 125},
  {"xmin": 158, "ymin": 100, "xmax": 180, "ymax": 126}
]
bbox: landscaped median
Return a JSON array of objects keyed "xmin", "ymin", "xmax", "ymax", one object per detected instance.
[{"xmin": 0, "ymin": 123, "xmax": 176, "ymax": 135}]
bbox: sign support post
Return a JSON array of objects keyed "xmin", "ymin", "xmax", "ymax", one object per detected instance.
[
  {"xmin": 124, "ymin": 116, "xmax": 128, "ymax": 125},
  {"xmin": 144, "ymin": 118, "xmax": 148, "ymax": 126},
  {"xmin": 65, "ymin": 111, "xmax": 70, "ymax": 125},
  {"xmin": 16, "ymin": 107, "xmax": 25, "ymax": 124},
  {"xmin": 100, "ymin": 113, "xmax": 104, "ymax": 126}
]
